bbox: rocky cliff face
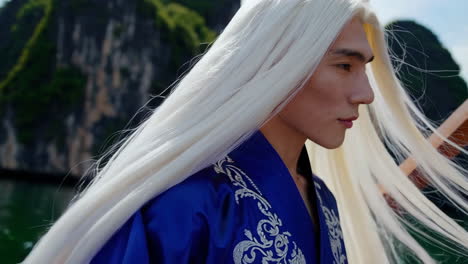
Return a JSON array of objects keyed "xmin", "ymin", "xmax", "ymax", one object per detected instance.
[{"xmin": 0, "ymin": 0, "xmax": 240, "ymax": 177}]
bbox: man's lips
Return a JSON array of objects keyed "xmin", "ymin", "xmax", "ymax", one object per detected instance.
[
  {"xmin": 338, "ymin": 116, "xmax": 358, "ymax": 122},
  {"xmin": 338, "ymin": 119, "xmax": 353, "ymax": 128},
  {"xmin": 338, "ymin": 116, "xmax": 357, "ymax": 128}
]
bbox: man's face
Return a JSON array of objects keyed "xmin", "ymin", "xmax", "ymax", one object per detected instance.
[{"xmin": 278, "ymin": 16, "xmax": 375, "ymax": 149}]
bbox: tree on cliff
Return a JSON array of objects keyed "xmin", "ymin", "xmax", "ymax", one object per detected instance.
[{"xmin": 386, "ymin": 20, "xmax": 467, "ymax": 124}]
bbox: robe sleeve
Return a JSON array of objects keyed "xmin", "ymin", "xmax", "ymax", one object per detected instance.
[{"xmin": 90, "ymin": 183, "xmax": 210, "ymax": 264}]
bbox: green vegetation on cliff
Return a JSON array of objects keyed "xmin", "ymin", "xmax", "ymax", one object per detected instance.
[
  {"xmin": 0, "ymin": 0, "xmax": 86, "ymax": 144},
  {"xmin": 1, "ymin": 0, "xmax": 52, "ymax": 94},
  {"xmin": 161, "ymin": 0, "xmax": 228, "ymax": 22},
  {"xmin": 138, "ymin": 0, "xmax": 216, "ymax": 73}
]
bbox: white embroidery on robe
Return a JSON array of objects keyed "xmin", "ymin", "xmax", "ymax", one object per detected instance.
[
  {"xmin": 213, "ymin": 155, "xmax": 306, "ymax": 264},
  {"xmin": 314, "ymin": 182, "xmax": 347, "ymax": 264}
]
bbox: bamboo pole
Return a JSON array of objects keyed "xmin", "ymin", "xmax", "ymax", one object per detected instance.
[
  {"xmin": 400, "ymin": 100, "xmax": 468, "ymax": 176},
  {"xmin": 382, "ymin": 100, "xmax": 468, "ymax": 209}
]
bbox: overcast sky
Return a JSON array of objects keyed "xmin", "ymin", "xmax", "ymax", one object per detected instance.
[{"xmin": 1, "ymin": 0, "xmax": 467, "ymax": 82}]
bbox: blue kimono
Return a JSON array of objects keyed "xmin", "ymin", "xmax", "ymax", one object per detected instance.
[{"xmin": 91, "ymin": 130, "xmax": 348, "ymax": 264}]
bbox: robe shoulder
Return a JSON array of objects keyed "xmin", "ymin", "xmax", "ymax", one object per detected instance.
[{"xmin": 91, "ymin": 164, "xmax": 238, "ymax": 264}]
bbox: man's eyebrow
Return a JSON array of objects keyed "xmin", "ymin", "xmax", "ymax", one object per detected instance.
[{"xmin": 329, "ymin": 48, "xmax": 374, "ymax": 63}]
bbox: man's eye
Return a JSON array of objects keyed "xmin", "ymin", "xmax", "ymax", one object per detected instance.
[{"xmin": 337, "ymin": 64, "xmax": 352, "ymax": 71}]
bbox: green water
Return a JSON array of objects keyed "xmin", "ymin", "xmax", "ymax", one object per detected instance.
[{"xmin": 0, "ymin": 178, "xmax": 75, "ymax": 264}]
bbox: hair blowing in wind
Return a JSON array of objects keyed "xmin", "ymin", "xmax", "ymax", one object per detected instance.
[{"xmin": 22, "ymin": 0, "xmax": 468, "ymax": 263}]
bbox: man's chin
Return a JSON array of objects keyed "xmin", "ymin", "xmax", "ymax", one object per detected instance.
[{"xmin": 316, "ymin": 137, "xmax": 345, "ymax": 150}]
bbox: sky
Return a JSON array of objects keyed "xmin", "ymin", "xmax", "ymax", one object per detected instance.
[{"xmin": 1, "ymin": 0, "xmax": 467, "ymax": 82}]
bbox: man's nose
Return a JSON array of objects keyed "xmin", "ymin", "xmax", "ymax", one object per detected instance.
[{"xmin": 350, "ymin": 73, "xmax": 374, "ymax": 105}]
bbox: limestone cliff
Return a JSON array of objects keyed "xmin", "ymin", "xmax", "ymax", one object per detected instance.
[{"xmin": 0, "ymin": 0, "xmax": 239, "ymax": 177}]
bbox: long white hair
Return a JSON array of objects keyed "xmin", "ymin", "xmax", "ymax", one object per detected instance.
[{"xmin": 23, "ymin": 0, "xmax": 468, "ymax": 263}]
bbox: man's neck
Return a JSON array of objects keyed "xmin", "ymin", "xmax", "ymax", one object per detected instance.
[{"xmin": 259, "ymin": 116, "xmax": 306, "ymax": 174}]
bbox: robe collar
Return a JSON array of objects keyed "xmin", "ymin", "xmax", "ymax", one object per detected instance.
[{"xmin": 228, "ymin": 129, "xmax": 331, "ymax": 263}]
